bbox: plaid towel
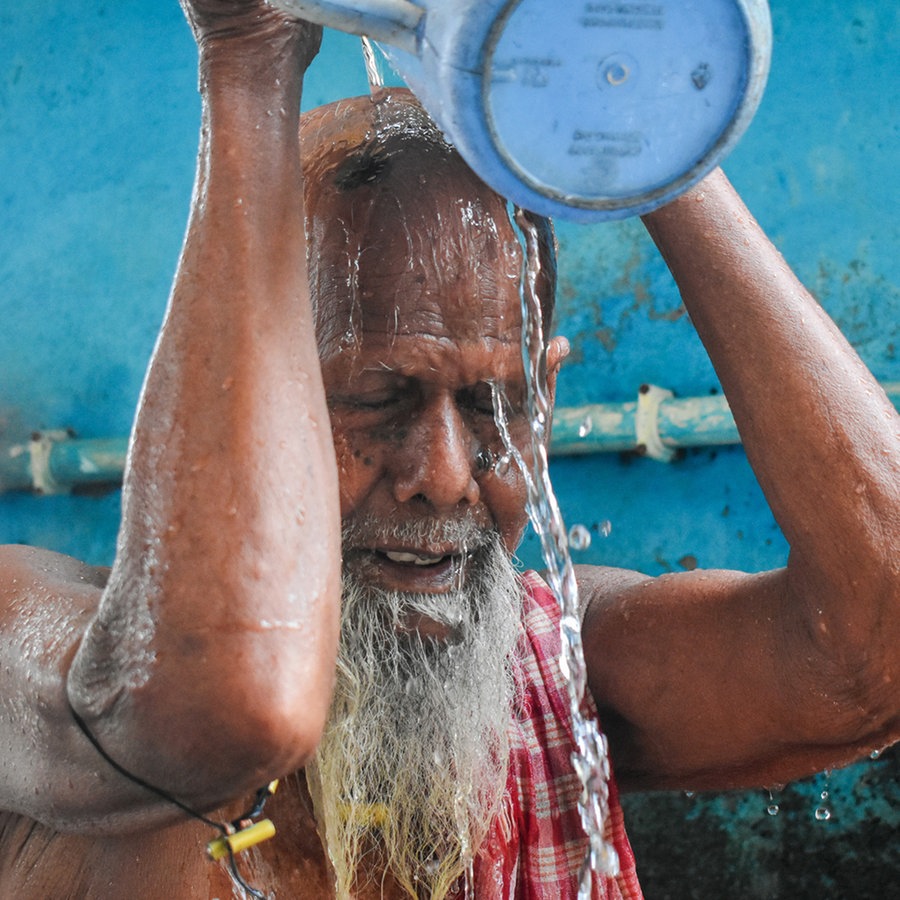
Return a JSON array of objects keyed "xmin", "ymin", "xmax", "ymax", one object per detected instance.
[{"xmin": 473, "ymin": 570, "xmax": 643, "ymax": 899}]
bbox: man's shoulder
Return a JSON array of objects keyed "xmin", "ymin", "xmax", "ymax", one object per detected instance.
[
  {"xmin": 0, "ymin": 544, "xmax": 110, "ymax": 595},
  {"xmin": 0, "ymin": 545, "xmax": 107, "ymax": 670},
  {"xmin": 522, "ymin": 565, "xmax": 651, "ymax": 623}
]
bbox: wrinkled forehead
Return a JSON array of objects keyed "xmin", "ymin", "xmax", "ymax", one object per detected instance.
[{"xmin": 300, "ymin": 91, "xmax": 524, "ymax": 352}]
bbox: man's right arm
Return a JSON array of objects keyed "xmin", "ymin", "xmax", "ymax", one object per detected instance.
[
  {"xmin": 581, "ymin": 170, "xmax": 900, "ymax": 792},
  {"xmin": 0, "ymin": 2, "xmax": 341, "ymax": 832}
]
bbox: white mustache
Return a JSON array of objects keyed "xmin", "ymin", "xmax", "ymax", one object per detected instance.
[{"xmin": 341, "ymin": 514, "xmax": 492, "ymax": 552}]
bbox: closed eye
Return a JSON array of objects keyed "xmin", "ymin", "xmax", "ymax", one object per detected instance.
[
  {"xmin": 347, "ymin": 393, "xmax": 401, "ymax": 410},
  {"xmin": 328, "ymin": 373, "xmax": 414, "ymax": 412},
  {"xmin": 457, "ymin": 383, "xmax": 496, "ymax": 416}
]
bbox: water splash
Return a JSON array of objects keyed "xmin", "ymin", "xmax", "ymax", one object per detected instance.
[
  {"xmin": 568, "ymin": 524, "xmax": 592, "ymax": 551},
  {"xmin": 492, "ymin": 208, "xmax": 619, "ymax": 894},
  {"xmin": 360, "ymin": 37, "xmax": 384, "ymax": 94},
  {"xmin": 494, "ymin": 453, "xmax": 511, "ymax": 477}
]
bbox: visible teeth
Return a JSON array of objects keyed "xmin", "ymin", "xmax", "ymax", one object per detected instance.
[{"xmin": 385, "ymin": 551, "xmax": 444, "ymax": 566}]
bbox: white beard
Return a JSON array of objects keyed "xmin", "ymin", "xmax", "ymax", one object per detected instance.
[{"xmin": 307, "ymin": 522, "xmax": 523, "ymax": 900}]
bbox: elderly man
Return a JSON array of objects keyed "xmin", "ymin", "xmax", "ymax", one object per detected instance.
[{"xmin": 1, "ymin": 2, "xmax": 898, "ymax": 898}]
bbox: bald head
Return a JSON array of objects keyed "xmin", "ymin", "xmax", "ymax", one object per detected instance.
[
  {"xmin": 299, "ymin": 88, "xmax": 456, "ymax": 189},
  {"xmin": 298, "ymin": 89, "xmax": 556, "ymax": 349}
]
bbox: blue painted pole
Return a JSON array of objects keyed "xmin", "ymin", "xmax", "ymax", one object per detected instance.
[
  {"xmin": 552, "ymin": 382, "xmax": 900, "ymax": 456},
  {"xmin": 1, "ymin": 435, "xmax": 129, "ymax": 494}
]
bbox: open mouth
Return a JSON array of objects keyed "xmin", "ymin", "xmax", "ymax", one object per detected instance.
[
  {"xmin": 371, "ymin": 547, "xmax": 460, "ymax": 590},
  {"xmin": 341, "ymin": 516, "xmax": 492, "ymax": 597},
  {"xmin": 342, "ymin": 529, "xmax": 494, "ymax": 641},
  {"xmin": 341, "ymin": 543, "xmax": 474, "ymax": 596},
  {"xmin": 381, "ymin": 550, "xmax": 447, "ymax": 566}
]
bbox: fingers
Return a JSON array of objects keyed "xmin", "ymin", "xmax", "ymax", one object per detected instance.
[{"xmin": 180, "ymin": 0, "xmax": 322, "ymax": 53}]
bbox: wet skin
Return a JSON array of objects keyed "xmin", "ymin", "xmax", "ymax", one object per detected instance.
[{"xmin": 0, "ymin": 771, "xmax": 407, "ymax": 899}]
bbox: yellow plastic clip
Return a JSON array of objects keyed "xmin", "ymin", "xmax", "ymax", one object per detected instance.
[{"xmin": 207, "ymin": 819, "xmax": 277, "ymax": 861}]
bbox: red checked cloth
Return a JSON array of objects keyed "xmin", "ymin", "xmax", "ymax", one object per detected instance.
[{"xmin": 472, "ymin": 570, "xmax": 643, "ymax": 899}]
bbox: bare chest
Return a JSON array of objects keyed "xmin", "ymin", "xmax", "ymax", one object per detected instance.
[{"xmin": 0, "ymin": 785, "xmax": 410, "ymax": 900}]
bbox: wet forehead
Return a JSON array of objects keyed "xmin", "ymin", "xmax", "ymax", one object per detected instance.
[{"xmin": 312, "ymin": 165, "xmax": 524, "ymax": 362}]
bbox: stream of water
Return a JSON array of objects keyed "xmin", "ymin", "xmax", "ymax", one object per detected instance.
[{"xmin": 492, "ymin": 209, "xmax": 620, "ymax": 895}]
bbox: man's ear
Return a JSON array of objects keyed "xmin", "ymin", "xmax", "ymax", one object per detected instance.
[
  {"xmin": 546, "ymin": 335, "xmax": 570, "ymax": 404},
  {"xmin": 543, "ymin": 335, "xmax": 570, "ymax": 446}
]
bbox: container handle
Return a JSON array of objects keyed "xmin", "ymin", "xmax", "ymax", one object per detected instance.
[{"xmin": 268, "ymin": 0, "xmax": 424, "ymax": 53}]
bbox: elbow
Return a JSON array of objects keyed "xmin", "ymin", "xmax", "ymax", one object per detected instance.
[
  {"xmin": 68, "ymin": 598, "xmax": 340, "ymax": 814},
  {"xmin": 125, "ymin": 636, "xmax": 337, "ymax": 813},
  {"xmin": 800, "ymin": 583, "xmax": 900, "ymax": 751},
  {"xmin": 181, "ymin": 616, "xmax": 340, "ymax": 803},
  {"xmin": 233, "ymin": 641, "xmax": 338, "ymax": 775}
]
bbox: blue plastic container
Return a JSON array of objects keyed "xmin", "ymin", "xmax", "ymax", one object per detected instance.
[{"xmin": 274, "ymin": 0, "xmax": 772, "ymax": 221}]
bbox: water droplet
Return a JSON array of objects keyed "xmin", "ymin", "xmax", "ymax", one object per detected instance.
[
  {"xmin": 870, "ymin": 749, "xmax": 882, "ymax": 760},
  {"xmin": 684, "ymin": 791, "xmax": 695, "ymax": 799},
  {"xmin": 812, "ymin": 771, "xmax": 834, "ymax": 821},
  {"xmin": 577, "ymin": 416, "xmax": 593, "ymax": 438},
  {"xmin": 494, "ymin": 454, "xmax": 511, "ymax": 476},
  {"xmin": 766, "ymin": 803, "xmax": 780, "ymax": 816},
  {"xmin": 568, "ymin": 524, "xmax": 591, "ymax": 551},
  {"xmin": 599, "ymin": 519, "xmax": 612, "ymax": 538}
]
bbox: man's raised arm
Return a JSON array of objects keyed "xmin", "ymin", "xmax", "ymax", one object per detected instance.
[
  {"xmin": 581, "ymin": 169, "xmax": 900, "ymax": 792},
  {"xmin": 0, "ymin": 1, "xmax": 341, "ymax": 831}
]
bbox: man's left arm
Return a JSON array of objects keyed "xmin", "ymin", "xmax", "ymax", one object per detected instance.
[{"xmin": 580, "ymin": 169, "xmax": 900, "ymax": 792}]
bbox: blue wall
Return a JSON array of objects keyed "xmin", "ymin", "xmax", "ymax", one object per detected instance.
[{"xmin": 1, "ymin": 2, "xmax": 898, "ymax": 895}]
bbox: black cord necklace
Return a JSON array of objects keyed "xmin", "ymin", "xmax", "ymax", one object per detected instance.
[{"xmin": 69, "ymin": 702, "xmax": 277, "ymax": 899}]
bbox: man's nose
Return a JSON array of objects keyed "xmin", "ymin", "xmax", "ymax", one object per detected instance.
[{"xmin": 392, "ymin": 394, "xmax": 481, "ymax": 509}]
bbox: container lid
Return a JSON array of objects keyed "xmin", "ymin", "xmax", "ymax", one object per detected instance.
[{"xmin": 482, "ymin": 0, "xmax": 771, "ymax": 219}]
